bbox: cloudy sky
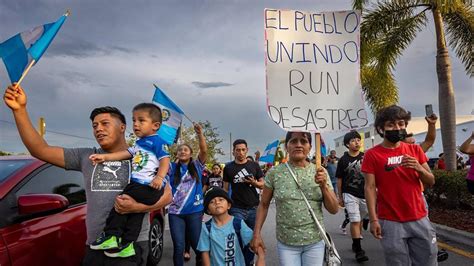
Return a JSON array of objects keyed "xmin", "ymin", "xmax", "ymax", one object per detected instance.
[{"xmin": 0, "ymin": 0, "xmax": 472, "ymax": 161}]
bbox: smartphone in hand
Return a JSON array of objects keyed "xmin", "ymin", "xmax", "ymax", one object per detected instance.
[{"xmin": 425, "ymin": 104, "xmax": 433, "ymax": 117}]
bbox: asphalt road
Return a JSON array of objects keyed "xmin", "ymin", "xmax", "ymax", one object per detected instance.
[{"xmin": 158, "ymin": 203, "xmax": 474, "ymax": 265}]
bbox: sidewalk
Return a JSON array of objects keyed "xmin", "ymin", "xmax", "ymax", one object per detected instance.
[{"xmin": 433, "ymin": 222, "xmax": 474, "ymax": 255}]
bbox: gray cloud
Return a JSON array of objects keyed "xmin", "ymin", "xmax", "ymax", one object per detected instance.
[
  {"xmin": 192, "ymin": 81, "xmax": 233, "ymax": 89},
  {"xmin": 0, "ymin": 0, "xmax": 472, "ymax": 161},
  {"xmin": 48, "ymin": 38, "xmax": 137, "ymax": 59},
  {"xmin": 109, "ymin": 46, "xmax": 137, "ymax": 55}
]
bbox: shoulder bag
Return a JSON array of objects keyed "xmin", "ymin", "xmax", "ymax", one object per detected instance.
[{"xmin": 285, "ymin": 163, "xmax": 342, "ymax": 266}]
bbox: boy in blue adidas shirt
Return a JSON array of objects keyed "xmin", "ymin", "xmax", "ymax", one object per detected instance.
[
  {"xmin": 198, "ymin": 187, "xmax": 265, "ymax": 266},
  {"xmin": 88, "ymin": 103, "xmax": 170, "ymax": 258}
]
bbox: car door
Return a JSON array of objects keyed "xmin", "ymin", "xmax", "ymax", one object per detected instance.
[{"xmin": 1, "ymin": 164, "xmax": 87, "ymax": 266}]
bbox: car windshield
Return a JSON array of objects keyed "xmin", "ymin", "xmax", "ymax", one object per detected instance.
[{"xmin": 0, "ymin": 160, "xmax": 33, "ymax": 183}]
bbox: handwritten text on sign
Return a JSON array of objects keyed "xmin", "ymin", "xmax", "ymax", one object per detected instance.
[{"xmin": 265, "ymin": 9, "xmax": 367, "ymax": 132}]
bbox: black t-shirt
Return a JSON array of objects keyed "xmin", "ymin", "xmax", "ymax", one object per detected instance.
[
  {"xmin": 223, "ymin": 160, "xmax": 264, "ymax": 209},
  {"xmin": 206, "ymin": 174, "xmax": 223, "ymax": 189},
  {"xmin": 336, "ymin": 151, "xmax": 365, "ymax": 199}
]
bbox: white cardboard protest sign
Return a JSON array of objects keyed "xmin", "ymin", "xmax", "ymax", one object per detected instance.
[{"xmin": 265, "ymin": 9, "xmax": 367, "ymax": 132}]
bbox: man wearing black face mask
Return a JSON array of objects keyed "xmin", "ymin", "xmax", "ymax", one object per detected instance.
[{"xmin": 361, "ymin": 105, "xmax": 437, "ymax": 266}]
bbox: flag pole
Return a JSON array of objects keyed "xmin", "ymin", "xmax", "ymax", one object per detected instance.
[
  {"xmin": 13, "ymin": 59, "xmax": 36, "ymax": 90},
  {"xmin": 183, "ymin": 113, "xmax": 194, "ymax": 124},
  {"xmin": 314, "ymin": 133, "xmax": 321, "ymax": 169}
]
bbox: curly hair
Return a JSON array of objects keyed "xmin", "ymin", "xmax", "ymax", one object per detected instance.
[{"xmin": 374, "ymin": 105, "xmax": 411, "ymax": 137}]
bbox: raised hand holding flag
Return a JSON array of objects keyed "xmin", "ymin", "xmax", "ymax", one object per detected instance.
[{"xmin": 0, "ymin": 11, "xmax": 69, "ymax": 88}]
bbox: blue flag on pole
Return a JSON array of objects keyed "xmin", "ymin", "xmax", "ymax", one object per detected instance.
[
  {"xmin": 259, "ymin": 140, "xmax": 279, "ymax": 163},
  {"xmin": 0, "ymin": 13, "xmax": 67, "ymax": 83},
  {"xmin": 152, "ymin": 85, "xmax": 184, "ymax": 145}
]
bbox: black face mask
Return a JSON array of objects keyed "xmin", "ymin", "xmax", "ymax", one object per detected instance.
[{"xmin": 384, "ymin": 129, "xmax": 407, "ymax": 143}]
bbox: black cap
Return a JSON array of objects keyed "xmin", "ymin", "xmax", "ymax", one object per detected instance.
[{"xmin": 203, "ymin": 187, "xmax": 232, "ymax": 215}]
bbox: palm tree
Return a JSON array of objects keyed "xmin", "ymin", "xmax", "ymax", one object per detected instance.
[{"xmin": 355, "ymin": 0, "xmax": 473, "ymax": 170}]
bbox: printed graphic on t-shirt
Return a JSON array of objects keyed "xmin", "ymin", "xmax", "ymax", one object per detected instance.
[
  {"xmin": 385, "ymin": 155, "xmax": 403, "ymax": 171},
  {"xmin": 91, "ymin": 160, "xmax": 130, "ymax": 191},
  {"xmin": 194, "ymin": 193, "xmax": 203, "ymax": 206},
  {"xmin": 169, "ymin": 170, "xmax": 196, "ymax": 213},
  {"xmin": 132, "ymin": 150, "xmax": 149, "ymax": 173},
  {"xmin": 208, "ymin": 176, "xmax": 223, "ymax": 188},
  {"xmin": 345, "ymin": 160, "xmax": 364, "ymax": 190},
  {"xmin": 225, "ymin": 233, "xmax": 237, "ymax": 264},
  {"xmin": 233, "ymin": 168, "xmax": 251, "ymax": 183}
]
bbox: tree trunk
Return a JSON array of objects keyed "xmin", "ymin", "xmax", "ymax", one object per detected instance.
[{"xmin": 432, "ymin": 8, "xmax": 457, "ymax": 171}]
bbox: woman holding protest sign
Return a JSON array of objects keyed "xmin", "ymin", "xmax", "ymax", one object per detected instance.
[
  {"xmin": 250, "ymin": 131, "xmax": 339, "ymax": 265},
  {"xmin": 168, "ymin": 123, "xmax": 207, "ymax": 266}
]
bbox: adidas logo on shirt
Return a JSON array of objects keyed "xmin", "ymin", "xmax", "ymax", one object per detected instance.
[
  {"xmin": 224, "ymin": 233, "xmax": 236, "ymax": 264},
  {"xmin": 233, "ymin": 169, "xmax": 250, "ymax": 183}
]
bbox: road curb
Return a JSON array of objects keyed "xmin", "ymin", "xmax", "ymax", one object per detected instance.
[{"xmin": 433, "ymin": 222, "xmax": 474, "ymax": 248}]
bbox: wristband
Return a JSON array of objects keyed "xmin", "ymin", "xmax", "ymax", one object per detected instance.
[{"xmin": 370, "ymin": 219, "xmax": 378, "ymax": 223}]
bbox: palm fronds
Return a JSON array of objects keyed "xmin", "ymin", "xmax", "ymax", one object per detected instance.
[
  {"xmin": 359, "ymin": 1, "xmax": 430, "ymax": 113},
  {"xmin": 443, "ymin": 4, "xmax": 474, "ymax": 76},
  {"xmin": 361, "ymin": 65, "xmax": 399, "ymax": 113},
  {"xmin": 352, "ymin": 0, "xmax": 369, "ymax": 10}
]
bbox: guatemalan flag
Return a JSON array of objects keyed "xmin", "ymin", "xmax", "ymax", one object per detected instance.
[
  {"xmin": 152, "ymin": 84, "xmax": 184, "ymax": 145},
  {"xmin": 259, "ymin": 140, "xmax": 280, "ymax": 163},
  {"xmin": 0, "ymin": 12, "xmax": 68, "ymax": 83}
]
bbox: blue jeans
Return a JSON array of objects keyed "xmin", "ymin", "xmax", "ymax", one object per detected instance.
[
  {"xmin": 229, "ymin": 206, "xmax": 257, "ymax": 266},
  {"xmin": 169, "ymin": 212, "xmax": 203, "ymax": 266},
  {"xmin": 277, "ymin": 240, "xmax": 325, "ymax": 266}
]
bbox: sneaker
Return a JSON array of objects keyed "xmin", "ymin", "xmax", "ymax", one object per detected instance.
[
  {"xmin": 90, "ymin": 233, "xmax": 119, "ymax": 250},
  {"xmin": 340, "ymin": 225, "xmax": 347, "ymax": 235},
  {"xmin": 362, "ymin": 218, "xmax": 369, "ymax": 231},
  {"xmin": 437, "ymin": 249, "xmax": 448, "ymax": 262},
  {"xmin": 355, "ymin": 250, "xmax": 369, "ymax": 263},
  {"xmin": 104, "ymin": 242, "xmax": 136, "ymax": 258}
]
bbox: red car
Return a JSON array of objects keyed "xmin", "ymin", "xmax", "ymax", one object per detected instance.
[{"xmin": 0, "ymin": 156, "xmax": 165, "ymax": 266}]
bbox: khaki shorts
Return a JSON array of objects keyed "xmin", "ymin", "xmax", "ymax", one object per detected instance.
[{"xmin": 343, "ymin": 193, "xmax": 368, "ymax": 222}]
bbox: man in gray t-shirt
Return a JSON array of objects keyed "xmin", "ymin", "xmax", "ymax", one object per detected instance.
[
  {"xmin": 4, "ymin": 84, "xmax": 171, "ymax": 265},
  {"xmin": 63, "ymin": 148, "xmax": 150, "ymax": 244}
]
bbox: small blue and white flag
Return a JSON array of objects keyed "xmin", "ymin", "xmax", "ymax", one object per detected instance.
[
  {"xmin": 259, "ymin": 140, "xmax": 279, "ymax": 163},
  {"xmin": 0, "ymin": 12, "xmax": 68, "ymax": 83},
  {"xmin": 152, "ymin": 84, "xmax": 184, "ymax": 145}
]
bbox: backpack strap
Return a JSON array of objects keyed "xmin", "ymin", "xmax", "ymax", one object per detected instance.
[
  {"xmin": 205, "ymin": 219, "xmax": 212, "ymax": 234},
  {"xmin": 206, "ymin": 218, "xmax": 246, "ymax": 253},
  {"xmin": 232, "ymin": 217, "xmax": 245, "ymax": 252}
]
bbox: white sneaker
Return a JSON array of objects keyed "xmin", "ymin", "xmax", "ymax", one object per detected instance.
[{"xmin": 340, "ymin": 225, "xmax": 347, "ymax": 235}]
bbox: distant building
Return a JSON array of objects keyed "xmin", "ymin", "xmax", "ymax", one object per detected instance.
[{"xmin": 333, "ymin": 115, "xmax": 474, "ymax": 159}]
